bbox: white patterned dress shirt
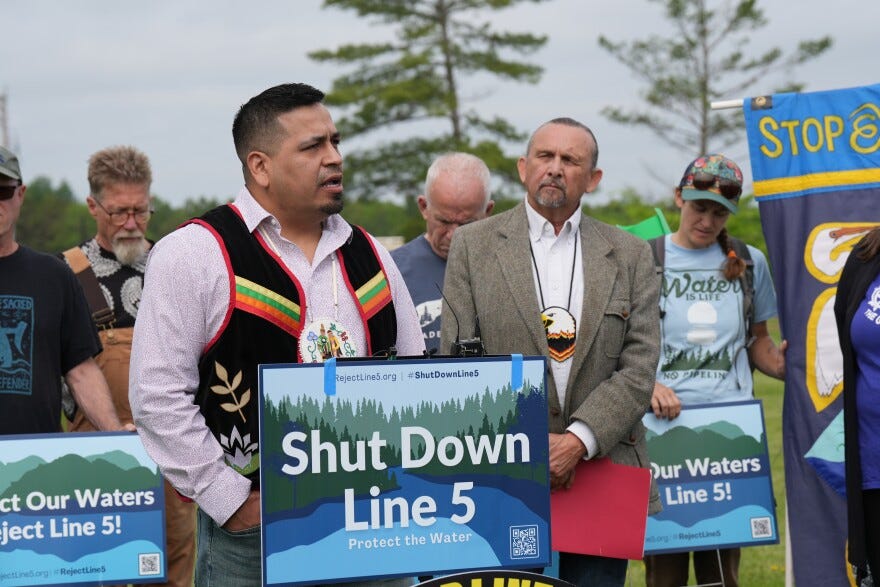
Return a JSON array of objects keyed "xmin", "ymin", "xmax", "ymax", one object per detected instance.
[{"xmin": 129, "ymin": 188, "xmax": 424, "ymax": 525}]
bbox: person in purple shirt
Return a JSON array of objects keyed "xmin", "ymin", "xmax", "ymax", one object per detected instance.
[{"xmin": 835, "ymin": 226, "xmax": 880, "ymax": 584}]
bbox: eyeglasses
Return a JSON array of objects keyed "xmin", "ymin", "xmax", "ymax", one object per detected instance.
[
  {"xmin": 0, "ymin": 183, "xmax": 21, "ymax": 201},
  {"xmin": 93, "ymin": 198, "xmax": 154, "ymax": 225},
  {"xmin": 686, "ymin": 171, "xmax": 742, "ymax": 200}
]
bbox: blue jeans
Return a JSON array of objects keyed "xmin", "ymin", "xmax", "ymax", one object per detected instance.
[
  {"xmin": 196, "ymin": 508, "xmax": 261, "ymax": 586},
  {"xmin": 558, "ymin": 552, "xmax": 627, "ymax": 587},
  {"xmin": 195, "ymin": 508, "xmax": 413, "ymax": 587}
]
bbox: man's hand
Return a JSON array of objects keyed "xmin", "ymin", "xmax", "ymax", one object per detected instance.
[
  {"xmin": 222, "ymin": 489, "xmax": 261, "ymax": 532},
  {"xmin": 550, "ymin": 469, "xmax": 575, "ymax": 491},
  {"xmin": 549, "ymin": 432, "xmax": 586, "ymax": 489},
  {"xmin": 651, "ymin": 381, "xmax": 682, "ymax": 420}
]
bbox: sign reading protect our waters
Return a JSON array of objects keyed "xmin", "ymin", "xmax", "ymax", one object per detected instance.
[
  {"xmin": 259, "ymin": 356, "xmax": 550, "ymax": 586},
  {"xmin": 642, "ymin": 400, "xmax": 778, "ymax": 554},
  {"xmin": 0, "ymin": 432, "xmax": 166, "ymax": 586}
]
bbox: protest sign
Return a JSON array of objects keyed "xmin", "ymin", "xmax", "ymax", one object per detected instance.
[
  {"xmin": 259, "ymin": 356, "xmax": 550, "ymax": 586},
  {"xmin": 642, "ymin": 400, "xmax": 777, "ymax": 554},
  {"xmin": 0, "ymin": 432, "xmax": 166, "ymax": 586},
  {"xmin": 417, "ymin": 570, "xmax": 573, "ymax": 587}
]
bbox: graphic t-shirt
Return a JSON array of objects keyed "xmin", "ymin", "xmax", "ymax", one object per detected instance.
[
  {"xmin": 850, "ymin": 270, "xmax": 880, "ymax": 489},
  {"xmin": 390, "ymin": 235, "xmax": 446, "ymax": 353},
  {"xmin": 0, "ymin": 246, "xmax": 101, "ymax": 433},
  {"xmin": 656, "ymin": 236, "xmax": 777, "ymax": 404}
]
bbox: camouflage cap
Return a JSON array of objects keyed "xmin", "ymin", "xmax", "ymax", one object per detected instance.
[{"xmin": 0, "ymin": 146, "xmax": 21, "ymax": 181}]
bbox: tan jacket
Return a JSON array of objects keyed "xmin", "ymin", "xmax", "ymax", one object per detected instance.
[{"xmin": 440, "ymin": 203, "xmax": 662, "ymax": 514}]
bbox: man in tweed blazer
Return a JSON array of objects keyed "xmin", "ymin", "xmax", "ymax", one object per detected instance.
[{"xmin": 440, "ymin": 118, "xmax": 661, "ymax": 587}]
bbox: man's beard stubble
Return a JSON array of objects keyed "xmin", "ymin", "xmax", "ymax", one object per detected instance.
[
  {"xmin": 317, "ymin": 165, "xmax": 344, "ymax": 217},
  {"xmin": 534, "ymin": 185, "xmax": 567, "ymax": 209},
  {"xmin": 320, "ymin": 193, "xmax": 344, "ymax": 217}
]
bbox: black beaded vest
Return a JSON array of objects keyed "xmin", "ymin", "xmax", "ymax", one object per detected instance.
[{"xmin": 190, "ymin": 204, "xmax": 397, "ymax": 482}]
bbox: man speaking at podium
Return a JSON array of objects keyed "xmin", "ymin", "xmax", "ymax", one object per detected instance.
[
  {"xmin": 440, "ymin": 117, "xmax": 661, "ymax": 587},
  {"xmin": 130, "ymin": 83, "xmax": 423, "ymax": 587}
]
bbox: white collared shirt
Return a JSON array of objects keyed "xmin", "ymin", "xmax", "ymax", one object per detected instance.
[
  {"xmin": 129, "ymin": 187, "xmax": 424, "ymax": 525},
  {"xmin": 524, "ymin": 199, "xmax": 598, "ymax": 458}
]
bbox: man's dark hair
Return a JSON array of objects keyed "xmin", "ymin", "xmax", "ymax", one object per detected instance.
[
  {"xmin": 232, "ymin": 83, "xmax": 325, "ymax": 168},
  {"xmin": 527, "ymin": 117, "xmax": 599, "ymax": 170}
]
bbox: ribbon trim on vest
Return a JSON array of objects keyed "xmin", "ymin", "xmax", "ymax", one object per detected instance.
[
  {"xmin": 356, "ymin": 270, "xmax": 393, "ymax": 319},
  {"xmin": 234, "ymin": 275, "xmax": 302, "ymax": 336}
]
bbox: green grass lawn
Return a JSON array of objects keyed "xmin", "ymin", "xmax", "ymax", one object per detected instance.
[{"xmin": 626, "ymin": 343, "xmax": 788, "ymax": 585}]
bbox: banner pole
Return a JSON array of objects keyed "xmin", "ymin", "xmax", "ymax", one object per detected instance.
[{"xmin": 710, "ymin": 99, "xmax": 744, "ymax": 110}]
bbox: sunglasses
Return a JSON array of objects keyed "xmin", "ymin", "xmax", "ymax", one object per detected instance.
[
  {"xmin": 686, "ymin": 171, "xmax": 742, "ymax": 200},
  {"xmin": 0, "ymin": 183, "xmax": 20, "ymax": 201}
]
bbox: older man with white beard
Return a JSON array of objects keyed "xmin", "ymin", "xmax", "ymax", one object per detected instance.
[{"xmin": 61, "ymin": 145, "xmax": 197, "ymax": 587}]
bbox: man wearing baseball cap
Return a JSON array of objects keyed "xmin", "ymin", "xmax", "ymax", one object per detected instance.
[{"xmin": 0, "ymin": 145, "xmax": 127, "ymax": 435}]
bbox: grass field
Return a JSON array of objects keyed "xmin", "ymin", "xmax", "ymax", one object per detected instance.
[{"xmin": 625, "ymin": 330, "xmax": 788, "ymax": 586}]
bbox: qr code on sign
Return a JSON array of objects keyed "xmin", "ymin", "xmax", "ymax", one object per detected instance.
[
  {"xmin": 750, "ymin": 516, "xmax": 773, "ymax": 538},
  {"xmin": 139, "ymin": 552, "xmax": 162, "ymax": 576},
  {"xmin": 510, "ymin": 525, "xmax": 539, "ymax": 559}
]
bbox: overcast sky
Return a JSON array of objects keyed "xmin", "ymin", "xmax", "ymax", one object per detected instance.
[{"xmin": 4, "ymin": 0, "xmax": 878, "ymax": 207}]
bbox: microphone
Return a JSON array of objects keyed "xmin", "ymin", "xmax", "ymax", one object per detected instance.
[{"xmin": 435, "ymin": 283, "xmax": 484, "ymax": 357}]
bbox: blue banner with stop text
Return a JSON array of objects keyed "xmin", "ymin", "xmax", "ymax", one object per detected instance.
[{"xmin": 744, "ymin": 82, "xmax": 880, "ymax": 586}]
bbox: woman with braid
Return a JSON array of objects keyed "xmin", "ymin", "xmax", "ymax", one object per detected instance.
[{"xmin": 644, "ymin": 154, "xmax": 787, "ymax": 587}]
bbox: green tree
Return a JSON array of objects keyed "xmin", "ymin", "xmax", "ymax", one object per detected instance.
[
  {"xmin": 598, "ymin": 0, "xmax": 832, "ymax": 155},
  {"xmin": 343, "ymin": 199, "xmax": 423, "ymax": 240},
  {"xmin": 585, "ymin": 189, "xmax": 768, "ymax": 256},
  {"xmin": 16, "ymin": 178, "xmax": 225, "ymax": 253},
  {"xmin": 147, "ymin": 195, "xmax": 226, "ymax": 242},
  {"xmin": 16, "ymin": 177, "xmax": 92, "ymax": 253},
  {"xmin": 584, "ymin": 188, "xmax": 675, "ymax": 229},
  {"xmin": 725, "ymin": 194, "xmax": 767, "ymax": 257},
  {"xmin": 310, "ymin": 0, "xmax": 548, "ymax": 201}
]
